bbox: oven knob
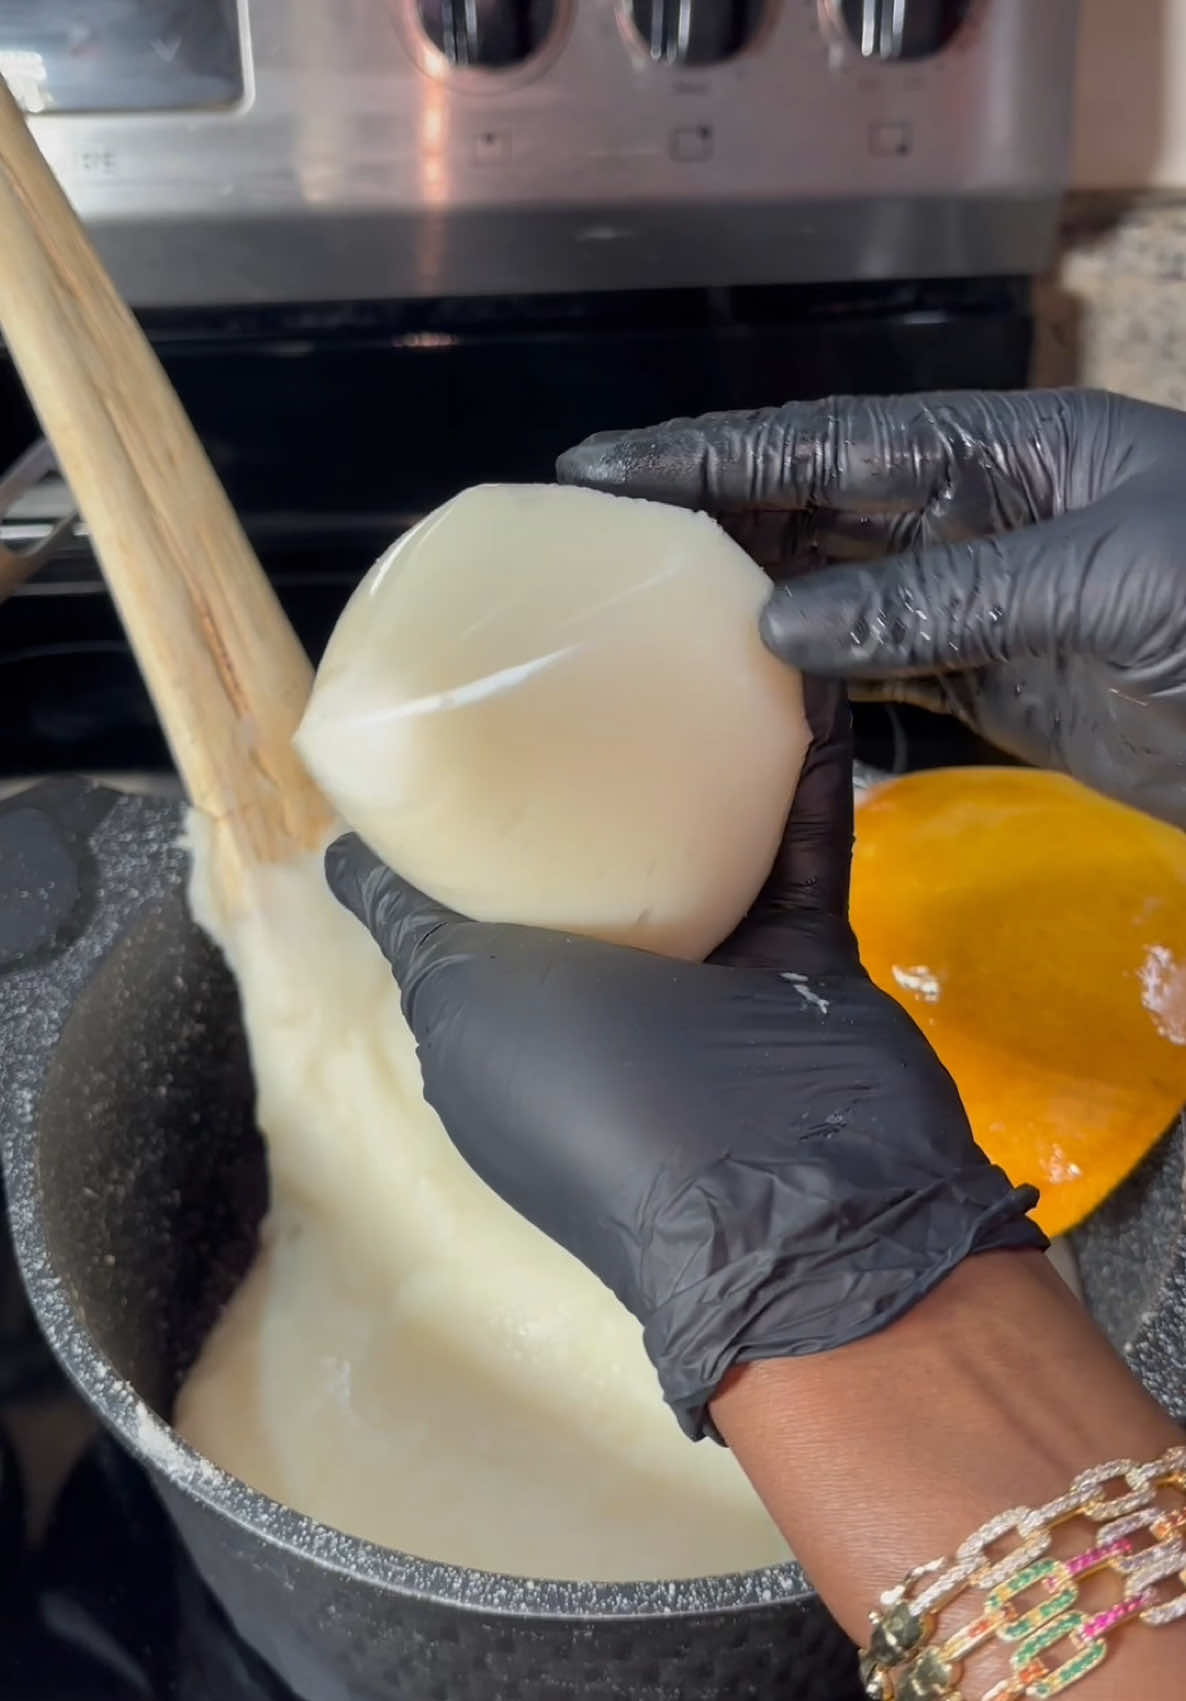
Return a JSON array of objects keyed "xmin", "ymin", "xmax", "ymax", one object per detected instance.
[
  {"xmin": 837, "ymin": 0, "xmax": 972, "ymax": 60},
  {"xmin": 417, "ymin": 0, "xmax": 556, "ymax": 67},
  {"xmin": 628, "ymin": 0, "xmax": 759, "ymax": 66}
]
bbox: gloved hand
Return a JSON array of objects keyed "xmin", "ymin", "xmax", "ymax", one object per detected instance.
[
  {"xmin": 325, "ymin": 699, "xmax": 1044, "ymax": 1438},
  {"xmin": 558, "ymin": 389, "xmax": 1186, "ymax": 828}
]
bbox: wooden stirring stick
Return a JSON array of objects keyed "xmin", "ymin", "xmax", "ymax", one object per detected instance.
[{"xmin": 0, "ymin": 80, "xmax": 333, "ymax": 893}]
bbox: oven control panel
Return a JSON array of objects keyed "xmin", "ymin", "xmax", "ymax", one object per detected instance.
[
  {"xmin": 0, "ymin": 2, "xmax": 242, "ymax": 114},
  {"xmin": 0, "ymin": 0, "xmax": 1077, "ymax": 305}
]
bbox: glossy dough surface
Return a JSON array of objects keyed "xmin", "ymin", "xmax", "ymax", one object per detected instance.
[{"xmin": 295, "ymin": 484, "xmax": 809, "ymax": 959}]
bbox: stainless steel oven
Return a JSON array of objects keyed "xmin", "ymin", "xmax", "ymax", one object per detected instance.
[
  {"xmin": 0, "ymin": 1, "xmax": 1079, "ymax": 780},
  {"xmin": 0, "ymin": 0, "xmax": 1076, "ymax": 307}
]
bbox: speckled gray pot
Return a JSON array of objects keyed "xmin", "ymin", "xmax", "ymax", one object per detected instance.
[
  {"xmin": 0, "ymin": 780, "xmax": 861, "ymax": 1701},
  {"xmin": 1, "ymin": 780, "xmax": 1184, "ymax": 1701}
]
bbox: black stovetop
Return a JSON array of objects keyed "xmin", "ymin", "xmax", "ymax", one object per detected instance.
[
  {"xmin": 0, "ymin": 1196, "xmax": 285, "ymax": 1700},
  {"xmin": 3, "ymin": 1430, "xmax": 293, "ymax": 1700}
]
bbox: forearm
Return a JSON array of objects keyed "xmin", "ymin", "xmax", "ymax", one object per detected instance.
[{"xmin": 711, "ymin": 1250, "xmax": 1186, "ymax": 1699}]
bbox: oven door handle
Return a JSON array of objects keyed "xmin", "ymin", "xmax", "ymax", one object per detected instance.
[{"xmin": 0, "ymin": 438, "xmax": 78, "ymax": 601}]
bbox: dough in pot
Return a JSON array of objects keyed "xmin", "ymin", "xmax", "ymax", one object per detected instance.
[{"xmin": 178, "ymin": 484, "xmax": 811, "ymax": 1580}]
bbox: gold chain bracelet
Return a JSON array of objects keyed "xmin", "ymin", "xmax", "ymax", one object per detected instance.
[{"xmin": 860, "ymin": 1444, "xmax": 1186, "ymax": 1700}]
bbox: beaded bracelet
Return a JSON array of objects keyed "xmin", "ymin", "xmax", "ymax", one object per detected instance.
[{"xmin": 860, "ymin": 1444, "xmax": 1186, "ymax": 1701}]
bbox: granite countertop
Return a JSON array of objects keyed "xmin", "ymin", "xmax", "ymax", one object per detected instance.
[{"xmin": 1033, "ymin": 191, "xmax": 1186, "ymax": 404}]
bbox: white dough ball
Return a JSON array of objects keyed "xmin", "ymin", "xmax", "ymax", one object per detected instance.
[{"xmin": 296, "ymin": 484, "xmax": 810, "ymax": 959}]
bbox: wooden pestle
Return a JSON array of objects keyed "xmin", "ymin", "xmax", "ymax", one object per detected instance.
[{"xmin": 0, "ymin": 80, "xmax": 334, "ymax": 896}]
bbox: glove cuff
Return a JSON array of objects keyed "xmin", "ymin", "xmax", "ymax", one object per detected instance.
[{"xmin": 643, "ymin": 1172, "xmax": 1046, "ymax": 1442}]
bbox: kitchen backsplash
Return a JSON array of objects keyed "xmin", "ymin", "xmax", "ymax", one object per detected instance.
[{"xmin": 1030, "ymin": 0, "xmax": 1186, "ymax": 402}]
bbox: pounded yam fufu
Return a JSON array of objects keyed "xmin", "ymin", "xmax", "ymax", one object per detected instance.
[
  {"xmin": 295, "ymin": 483, "xmax": 809, "ymax": 958},
  {"xmin": 176, "ymin": 832, "xmax": 791, "ymax": 1581}
]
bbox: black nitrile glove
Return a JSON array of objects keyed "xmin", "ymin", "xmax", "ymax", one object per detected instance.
[
  {"xmin": 559, "ymin": 389, "xmax": 1186, "ymax": 828},
  {"xmin": 325, "ymin": 685, "xmax": 1044, "ymax": 1440}
]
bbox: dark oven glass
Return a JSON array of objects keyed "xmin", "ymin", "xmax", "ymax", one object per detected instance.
[{"xmin": 0, "ymin": 279, "xmax": 1032, "ymax": 780}]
